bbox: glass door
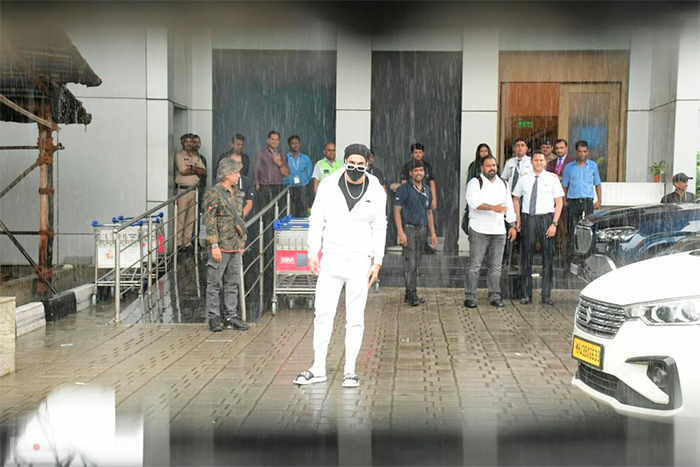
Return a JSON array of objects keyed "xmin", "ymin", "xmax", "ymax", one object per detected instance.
[{"xmin": 559, "ymin": 83, "xmax": 622, "ymax": 182}]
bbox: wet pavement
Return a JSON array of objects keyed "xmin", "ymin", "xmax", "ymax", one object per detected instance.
[{"xmin": 0, "ymin": 288, "xmax": 694, "ymax": 465}]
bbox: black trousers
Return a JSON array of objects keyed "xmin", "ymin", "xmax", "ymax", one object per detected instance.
[
  {"xmin": 521, "ymin": 213, "xmax": 555, "ymax": 299},
  {"xmin": 288, "ymin": 185, "xmax": 310, "ymax": 217},
  {"xmin": 403, "ymin": 225, "xmax": 427, "ymax": 299},
  {"xmin": 566, "ymin": 198, "xmax": 594, "ymax": 261}
]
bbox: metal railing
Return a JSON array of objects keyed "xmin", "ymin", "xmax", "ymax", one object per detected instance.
[
  {"xmin": 238, "ymin": 189, "xmax": 291, "ymax": 321},
  {"xmin": 109, "ymin": 185, "xmax": 199, "ymax": 322},
  {"xmin": 108, "ymin": 184, "xmax": 291, "ymax": 323}
]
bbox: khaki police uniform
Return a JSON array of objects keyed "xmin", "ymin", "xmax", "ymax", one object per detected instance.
[{"xmin": 175, "ymin": 150, "xmax": 206, "ymax": 246}]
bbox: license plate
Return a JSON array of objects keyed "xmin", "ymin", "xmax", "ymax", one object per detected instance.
[
  {"xmin": 570, "ymin": 263, "xmax": 579, "ymax": 275},
  {"xmin": 572, "ymin": 336, "xmax": 603, "ymax": 369}
]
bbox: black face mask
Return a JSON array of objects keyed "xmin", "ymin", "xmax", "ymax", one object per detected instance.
[{"xmin": 346, "ymin": 166, "xmax": 365, "ymax": 182}]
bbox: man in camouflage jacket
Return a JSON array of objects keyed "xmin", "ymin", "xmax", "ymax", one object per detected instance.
[{"xmin": 204, "ymin": 158, "xmax": 249, "ymax": 332}]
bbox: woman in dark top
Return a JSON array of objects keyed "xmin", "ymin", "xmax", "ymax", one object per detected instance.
[{"xmin": 466, "ymin": 143, "xmax": 496, "ymax": 182}]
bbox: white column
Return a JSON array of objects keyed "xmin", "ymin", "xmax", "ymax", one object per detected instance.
[
  {"xmin": 671, "ymin": 17, "xmax": 700, "ymax": 189},
  {"xmin": 146, "ymin": 25, "xmax": 171, "ymax": 209},
  {"xmin": 335, "ymin": 30, "xmax": 372, "ymax": 152},
  {"xmin": 625, "ymin": 33, "xmax": 653, "ymax": 182},
  {"xmin": 459, "ymin": 27, "xmax": 500, "ymax": 252},
  {"xmin": 188, "ymin": 30, "xmax": 214, "ymax": 185}
]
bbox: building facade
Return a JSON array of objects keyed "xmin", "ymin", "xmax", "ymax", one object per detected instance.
[{"xmin": 0, "ymin": 1, "xmax": 698, "ymax": 263}]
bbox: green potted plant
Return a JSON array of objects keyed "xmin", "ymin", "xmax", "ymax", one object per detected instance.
[{"xmin": 648, "ymin": 160, "xmax": 666, "ymax": 183}]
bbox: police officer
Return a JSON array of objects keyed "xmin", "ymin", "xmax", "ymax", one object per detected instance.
[
  {"xmin": 512, "ymin": 151, "xmax": 564, "ymax": 305},
  {"xmin": 174, "ymin": 133, "xmax": 207, "ymax": 249},
  {"xmin": 204, "ymin": 159, "xmax": 250, "ymax": 332},
  {"xmin": 394, "ymin": 160, "xmax": 437, "ymax": 306}
]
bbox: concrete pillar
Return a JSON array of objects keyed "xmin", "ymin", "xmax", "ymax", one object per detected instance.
[
  {"xmin": 335, "ymin": 30, "xmax": 372, "ymax": 152},
  {"xmin": 188, "ymin": 30, "xmax": 214, "ymax": 185},
  {"xmin": 670, "ymin": 17, "xmax": 700, "ymax": 189},
  {"xmin": 459, "ymin": 27, "xmax": 500, "ymax": 252},
  {"xmin": 626, "ymin": 33, "xmax": 653, "ymax": 182},
  {"xmin": 0, "ymin": 297, "xmax": 16, "ymax": 377},
  {"xmin": 146, "ymin": 25, "xmax": 171, "ymax": 209}
]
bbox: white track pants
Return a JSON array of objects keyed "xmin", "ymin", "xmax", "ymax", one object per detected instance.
[{"xmin": 309, "ymin": 254, "xmax": 371, "ymax": 376}]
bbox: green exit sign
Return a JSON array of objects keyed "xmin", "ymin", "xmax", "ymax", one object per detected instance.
[{"xmin": 518, "ymin": 120, "xmax": 533, "ymax": 129}]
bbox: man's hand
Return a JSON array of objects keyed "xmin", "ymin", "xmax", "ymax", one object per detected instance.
[
  {"xmin": 367, "ymin": 263, "xmax": 381, "ymax": 288},
  {"xmin": 516, "ymin": 219, "xmax": 521, "ymax": 232},
  {"xmin": 398, "ymin": 231, "xmax": 408, "ymax": 247},
  {"xmin": 430, "ymin": 233, "xmax": 438, "ymax": 249},
  {"xmin": 593, "ymin": 200, "xmax": 602, "ymax": 209},
  {"xmin": 272, "ymin": 153, "xmax": 283, "ymax": 166},
  {"xmin": 507, "ymin": 227, "xmax": 517, "ymax": 242},
  {"xmin": 493, "ymin": 204, "xmax": 506, "ymax": 213},
  {"xmin": 546, "ymin": 224, "xmax": 557, "ymax": 238},
  {"xmin": 309, "ymin": 256, "xmax": 320, "ymax": 275},
  {"xmin": 211, "ymin": 246, "xmax": 222, "ymax": 262}
]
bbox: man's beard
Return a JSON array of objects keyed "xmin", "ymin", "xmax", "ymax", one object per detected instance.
[{"xmin": 485, "ymin": 171, "xmax": 497, "ymax": 179}]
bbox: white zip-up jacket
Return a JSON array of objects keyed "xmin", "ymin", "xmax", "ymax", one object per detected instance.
[{"xmin": 307, "ymin": 169, "xmax": 387, "ymax": 265}]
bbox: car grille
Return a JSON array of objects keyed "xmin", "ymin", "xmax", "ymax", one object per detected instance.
[
  {"xmin": 575, "ymin": 297, "xmax": 626, "ymax": 338},
  {"xmin": 577, "ymin": 362, "xmax": 619, "ymax": 398},
  {"xmin": 575, "ymin": 226, "xmax": 593, "ymax": 254}
]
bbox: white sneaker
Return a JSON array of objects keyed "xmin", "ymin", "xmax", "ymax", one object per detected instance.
[
  {"xmin": 342, "ymin": 373, "xmax": 360, "ymax": 388},
  {"xmin": 293, "ymin": 370, "xmax": 327, "ymax": 385}
]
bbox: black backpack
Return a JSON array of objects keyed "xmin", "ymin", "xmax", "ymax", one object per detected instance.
[{"xmin": 461, "ymin": 176, "xmax": 508, "ymax": 235}]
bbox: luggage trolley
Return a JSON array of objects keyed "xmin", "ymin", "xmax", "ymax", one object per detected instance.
[
  {"xmin": 271, "ymin": 216, "xmax": 317, "ymax": 316},
  {"xmin": 91, "ymin": 213, "xmax": 163, "ymax": 304}
]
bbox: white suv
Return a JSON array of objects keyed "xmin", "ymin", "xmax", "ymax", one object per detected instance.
[{"xmin": 571, "ymin": 250, "xmax": 700, "ymax": 421}]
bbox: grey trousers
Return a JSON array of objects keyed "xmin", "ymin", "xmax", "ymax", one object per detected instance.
[
  {"xmin": 465, "ymin": 228, "xmax": 506, "ymax": 299},
  {"xmin": 206, "ymin": 251, "xmax": 242, "ymax": 320},
  {"xmin": 403, "ymin": 225, "xmax": 427, "ymax": 298}
]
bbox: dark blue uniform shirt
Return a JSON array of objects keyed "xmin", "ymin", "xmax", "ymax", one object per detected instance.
[{"xmin": 394, "ymin": 180, "xmax": 432, "ymax": 226}]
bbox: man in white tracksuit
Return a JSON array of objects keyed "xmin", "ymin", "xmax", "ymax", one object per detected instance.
[{"xmin": 293, "ymin": 143, "xmax": 387, "ymax": 388}]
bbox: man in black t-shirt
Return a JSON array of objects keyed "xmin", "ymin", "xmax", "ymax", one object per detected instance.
[
  {"xmin": 215, "ymin": 133, "xmax": 251, "ymax": 177},
  {"xmin": 367, "ymin": 149, "xmax": 387, "ymax": 191}
]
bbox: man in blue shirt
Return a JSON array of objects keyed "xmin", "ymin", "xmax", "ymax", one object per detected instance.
[
  {"xmin": 284, "ymin": 135, "xmax": 313, "ymax": 217},
  {"xmin": 561, "ymin": 140, "xmax": 603, "ymax": 262},
  {"xmin": 394, "ymin": 160, "xmax": 438, "ymax": 306}
]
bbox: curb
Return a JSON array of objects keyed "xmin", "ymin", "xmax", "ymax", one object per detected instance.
[{"xmin": 17, "ymin": 284, "xmax": 94, "ymax": 336}]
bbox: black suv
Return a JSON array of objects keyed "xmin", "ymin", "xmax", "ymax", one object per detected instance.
[{"xmin": 570, "ymin": 202, "xmax": 700, "ymax": 281}]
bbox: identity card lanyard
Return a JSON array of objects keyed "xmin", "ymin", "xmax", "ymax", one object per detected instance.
[{"xmin": 289, "ymin": 154, "xmax": 301, "ymax": 185}]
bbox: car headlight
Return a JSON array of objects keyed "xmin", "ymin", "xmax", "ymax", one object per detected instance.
[
  {"xmin": 625, "ymin": 298, "xmax": 700, "ymax": 325},
  {"xmin": 596, "ymin": 226, "xmax": 639, "ymax": 242}
]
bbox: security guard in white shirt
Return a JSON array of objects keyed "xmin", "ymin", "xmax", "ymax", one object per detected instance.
[
  {"xmin": 512, "ymin": 150, "xmax": 564, "ymax": 305},
  {"xmin": 294, "ymin": 143, "xmax": 387, "ymax": 389},
  {"xmin": 502, "ymin": 138, "xmax": 532, "ymax": 194}
]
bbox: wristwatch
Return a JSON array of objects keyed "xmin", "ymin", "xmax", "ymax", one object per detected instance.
[
  {"xmin": 552, "ymin": 221, "xmax": 559, "ymax": 226},
  {"xmin": 211, "ymin": 243, "xmax": 219, "ymax": 249}
]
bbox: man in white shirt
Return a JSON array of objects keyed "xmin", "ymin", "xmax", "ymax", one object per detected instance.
[
  {"xmin": 502, "ymin": 138, "xmax": 532, "ymax": 195},
  {"xmin": 512, "ymin": 151, "xmax": 564, "ymax": 305},
  {"xmin": 294, "ymin": 143, "xmax": 387, "ymax": 389},
  {"xmin": 464, "ymin": 155, "xmax": 517, "ymax": 308}
]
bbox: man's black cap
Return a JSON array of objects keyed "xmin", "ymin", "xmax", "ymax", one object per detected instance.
[
  {"xmin": 541, "ymin": 138, "xmax": 553, "ymax": 146},
  {"xmin": 673, "ymin": 172, "xmax": 693, "ymax": 183},
  {"xmin": 344, "ymin": 143, "xmax": 372, "ymax": 162}
]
